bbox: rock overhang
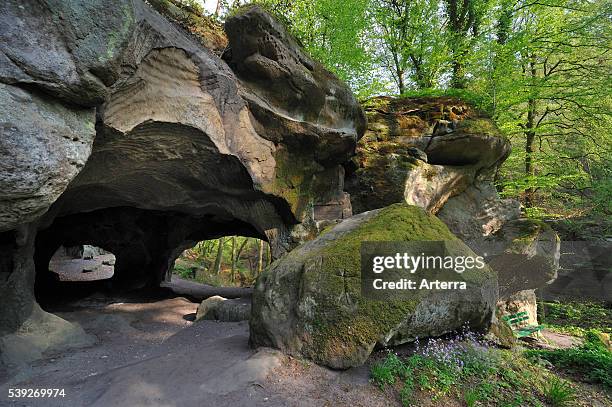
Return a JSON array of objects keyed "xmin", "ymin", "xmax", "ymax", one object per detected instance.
[{"xmin": 0, "ymin": 0, "xmax": 365, "ymax": 343}]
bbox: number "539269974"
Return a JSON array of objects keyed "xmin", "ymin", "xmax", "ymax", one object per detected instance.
[{"xmin": 8, "ymin": 388, "xmax": 65, "ymax": 398}]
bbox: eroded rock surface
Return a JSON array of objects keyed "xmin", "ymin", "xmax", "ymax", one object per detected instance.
[
  {"xmin": 196, "ymin": 296, "xmax": 251, "ymax": 322},
  {"xmin": 345, "ymin": 96, "xmax": 509, "ymax": 215},
  {"xmin": 250, "ymin": 204, "xmax": 497, "ymax": 368},
  {"xmin": 0, "ymin": 84, "xmax": 95, "ymax": 232},
  {"xmin": 438, "ymin": 182, "xmax": 521, "ymax": 241},
  {"xmin": 0, "ymin": 1, "xmax": 363, "ymax": 362}
]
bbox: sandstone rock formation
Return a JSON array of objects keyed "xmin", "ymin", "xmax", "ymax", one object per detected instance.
[
  {"xmin": 437, "ymin": 182, "xmax": 521, "ymax": 241},
  {"xmin": 345, "ymin": 95, "xmax": 560, "ymax": 332},
  {"xmin": 345, "ymin": 96, "xmax": 509, "ymax": 215},
  {"xmin": 0, "ymin": 1, "xmax": 363, "ymax": 363},
  {"xmin": 485, "ymin": 219, "xmax": 560, "ymax": 326},
  {"xmin": 542, "ymin": 240, "xmax": 612, "ymax": 302},
  {"xmin": 250, "ymin": 204, "xmax": 497, "ymax": 368}
]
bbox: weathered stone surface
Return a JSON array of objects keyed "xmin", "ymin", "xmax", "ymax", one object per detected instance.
[
  {"xmin": 0, "ymin": 304, "xmax": 95, "ymax": 366},
  {"xmin": 196, "ymin": 296, "xmax": 251, "ymax": 322},
  {"xmin": 250, "ymin": 204, "xmax": 497, "ymax": 368},
  {"xmin": 0, "ymin": 84, "xmax": 95, "ymax": 232},
  {"xmin": 0, "ymin": 1, "xmax": 364, "ymax": 358},
  {"xmin": 542, "ymin": 241, "xmax": 612, "ymax": 302},
  {"xmin": 346, "ymin": 96, "xmax": 508, "ymax": 214},
  {"xmin": 147, "ymin": 0, "xmax": 228, "ymax": 54},
  {"xmin": 196, "ymin": 295, "xmax": 227, "ymax": 321},
  {"xmin": 438, "ymin": 182, "xmax": 521, "ymax": 241},
  {"xmin": 404, "ymin": 162, "xmax": 475, "ymax": 213},
  {"xmin": 488, "ymin": 219, "xmax": 560, "ymax": 299}
]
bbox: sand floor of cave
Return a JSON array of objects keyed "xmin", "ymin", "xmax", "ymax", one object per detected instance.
[{"xmin": 0, "ymin": 290, "xmax": 391, "ymax": 407}]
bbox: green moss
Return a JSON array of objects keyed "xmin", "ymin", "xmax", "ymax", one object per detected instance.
[
  {"xmin": 508, "ymin": 219, "xmax": 549, "ymax": 251},
  {"xmin": 269, "ymin": 147, "xmax": 322, "ymax": 219},
  {"xmin": 296, "ymin": 204, "xmax": 493, "ymax": 364},
  {"xmin": 148, "ymin": 0, "xmax": 227, "ymax": 52},
  {"xmin": 399, "ymin": 88, "xmax": 493, "ymax": 114},
  {"xmin": 458, "ymin": 118, "xmax": 501, "ymax": 137}
]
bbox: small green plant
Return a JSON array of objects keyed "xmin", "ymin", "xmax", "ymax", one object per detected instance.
[
  {"xmin": 370, "ymin": 352, "xmax": 408, "ymax": 388},
  {"xmin": 527, "ymin": 330, "xmax": 612, "ymax": 388},
  {"xmin": 464, "ymin": 387, "xmax": 483, "ymax": 407},
  {"xmin": 542, "ymin": 377, "xmax": 576, "ymax": 406},
  {"xmin": 399, "ymin": 88, "xmax": 493, "ymax": 114},
  {"xmin": 370, "ymin": 332, "xmax": 544, "ymax": 406},
  {"xmin": 540, "ymin": 301, "xmax": 611, "ymax": 334}
]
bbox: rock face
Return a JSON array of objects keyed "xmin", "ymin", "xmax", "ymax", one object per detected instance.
[
  {"xmin": 437, "ymin": 182, "xmax": 521, "ymax": 241},
  {"xmin": 0, "ymin": 1, "xmax": 364, "ymax": 361},
  {"xmin": 250, "ymin": 204, "xmax": 497, "ymax": 368},
  {"xmin": 0, "ymin": 84, "xmax": 95, "ymax": 232},
  {"xmin": 345, "ymin": 95, "xmax": 560, "ymax": 333},
  {"xmin": 542, "ymin": 240, "xmax": 612, "ymax": 302},
  {"xmin": 488, "ymin": 219, "xmax": 560, "ymax": 298},
  {"xmin": 345, "ymin": 97, "xmax": 509, "ymax": 215}
]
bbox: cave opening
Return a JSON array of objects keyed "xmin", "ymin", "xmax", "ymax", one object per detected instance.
[
  {"xmin": 170, "ymin": 236, "xmax": 271, "ymax": 288},
  {"xmin": 32, "ymin": 206, "xmax": 268, "ymax": 311}
]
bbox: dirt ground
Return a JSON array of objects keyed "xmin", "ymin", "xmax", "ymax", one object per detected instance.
[{"xmin": 0, "ymin": 291, "xmax": 393, "ymax": 407}]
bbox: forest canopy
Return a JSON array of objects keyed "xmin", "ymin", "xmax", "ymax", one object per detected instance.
[{"xmin": 198, "ymin": 0, "xmax": 611, "ymax": 233}]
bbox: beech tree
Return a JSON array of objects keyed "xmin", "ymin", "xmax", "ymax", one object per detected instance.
[{"xmin": 372, "ymin": 0, "xmax": 448, "ymax": 92}]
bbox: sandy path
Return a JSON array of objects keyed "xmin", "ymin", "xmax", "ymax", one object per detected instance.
[{"xmin": 0, "ymin": 294, "xmax": 393, "ymax": 407}]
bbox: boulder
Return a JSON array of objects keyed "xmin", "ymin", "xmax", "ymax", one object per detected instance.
[
  {"xmin": 196, "ymin": 296, "xmax": 251, "ymax": 322},
  {"xmin": 438, "ymin": 182, "xmax": 521, "ymax": 241},
  {"xmin": 196, "ymin": 296, "xmax": 227, "ymax": 321},
  {"xmin": 250, "ymin": 204, "xmax": 497, "ymax": 368},
  {"xmin": 345, "ymin": 96, "xmax": 509, "ymax": 214},
  {"xmin": 488, "ymin": 219, "xmax": 560, "ymax": 299}
]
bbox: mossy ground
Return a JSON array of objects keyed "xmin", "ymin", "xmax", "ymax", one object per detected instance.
[{"xmin": 539, "ymin": 300, "xmax": 612, "ymax": 336}]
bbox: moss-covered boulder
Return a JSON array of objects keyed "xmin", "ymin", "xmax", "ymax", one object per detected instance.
[{"xmin": 250, "ymin": 204, "xmax": 497, "ymax": 368}]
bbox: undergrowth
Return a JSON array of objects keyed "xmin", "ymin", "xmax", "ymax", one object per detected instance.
[
  {"xmin": 370, "ymin": 331, "xmax": 555, "ymax": 406},
  {"xmin": 540, "ymin": 301, "xmax": 611, "ymax": 335},
  {"xmin": 526, "ymin": 330, "xmax": 612, "ymax": 389}
]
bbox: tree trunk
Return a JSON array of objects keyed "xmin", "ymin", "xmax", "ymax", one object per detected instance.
[
  {"xmin": 451, "ymin": 59, "xmax": 466, "ymax": 89},
  {"xmin": 257, "ymin": 239, "xmax": 264, "ymax": 275},
  {"xmin": 397, "ymin": 69, "xmax": 405, "ymax": 94},
  {"xmin": 524, "ymin": 56, "xmax": 538, "ymax": 208},
  {"xmin": 231, "ymin": 236, "xmax": 236, "ymax": 281},
  {"xmin": 213, "ymin": 237, "xmax": 224, "ymax": 275},
  {"xmin": 215, "ymin": 0, "xmax": 221, "ymax": 17}
]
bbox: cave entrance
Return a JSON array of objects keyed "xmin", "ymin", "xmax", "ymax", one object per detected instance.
[
  {"xmin": 172, "ymin": 236, "xmax": 271, "ymax": 288},
  {"xmin": 49, "ymin": 245, "xmax": 116, "ymax": 282}
]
